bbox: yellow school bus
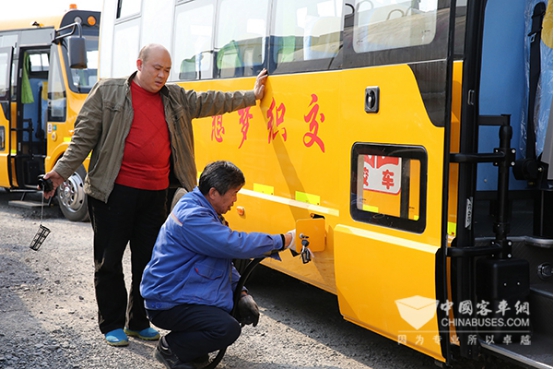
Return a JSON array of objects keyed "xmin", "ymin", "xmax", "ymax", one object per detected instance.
[
  {"xmin": 99, "ymin": 0, "xmax": 552, "ymax": 367},
  {"xmin": 0, "ymin": 6, "xmax": 100, "ymax": 221}
]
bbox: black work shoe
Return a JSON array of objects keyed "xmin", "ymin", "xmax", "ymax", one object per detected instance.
[{"xmin": 153, "ymin": 337, "xmax": 196, "ymax": 369}]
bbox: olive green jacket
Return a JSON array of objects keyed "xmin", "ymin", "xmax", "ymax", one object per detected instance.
[{"xmin": 53, "ymin": 72, "xmax": 256, "ymax": 202}]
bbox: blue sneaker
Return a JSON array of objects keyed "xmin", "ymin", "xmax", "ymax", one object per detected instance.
[
  {"xmin": 124, "ymin": 326, "xmax": 160, "ymax": 341},
  {"xmin": 105, "ymin": 328, "xmax": 129, "ymax": 346}
]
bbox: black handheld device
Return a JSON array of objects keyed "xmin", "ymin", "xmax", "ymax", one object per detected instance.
[{"xmin": 37, "ymin": 174, "xmax": 53, "ymax": 192}]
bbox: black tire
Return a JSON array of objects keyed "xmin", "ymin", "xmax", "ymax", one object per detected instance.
[
  {"xmin": 170, "ymin": 187, "xmax": 188, "ymax": 211},
  {"xmin": 57, "ymin": 165, "xmax": 89, "ymax": 222}
]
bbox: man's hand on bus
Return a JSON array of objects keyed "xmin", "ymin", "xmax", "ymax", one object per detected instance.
[
  {"xmin": 253, "ymin": 69, "xmax": 268, "ymax": 101},
  {"xmin": 41, "ymin": 170, "xmax": 64, "ymax": 199}
]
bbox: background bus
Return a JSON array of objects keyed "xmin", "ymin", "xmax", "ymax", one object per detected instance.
[
  {"xmin": 99, "ymin": 0, "xmax": 552, "ymax": 368},
  {"xmin": 0, "ymin": 6, "xmax": 100, "ymax": 221}
]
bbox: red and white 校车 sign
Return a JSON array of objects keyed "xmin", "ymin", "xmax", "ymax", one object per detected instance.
[{"xmin": 363, "ymin": 155, "xmax": 402, "ymax": 194}]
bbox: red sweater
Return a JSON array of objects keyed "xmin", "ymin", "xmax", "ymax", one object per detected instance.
[{"xmin": 115, "ymin": 82, "xmax": 170, "ymax": 190}]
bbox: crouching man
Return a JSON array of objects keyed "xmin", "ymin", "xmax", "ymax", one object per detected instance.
[{"xmin": 140, "ymin": 161, "xmax": 296, "ymax": 369}]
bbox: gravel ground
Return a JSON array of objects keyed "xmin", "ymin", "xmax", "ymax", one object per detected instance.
[{"xmin": 0, "ymin": 189, "xmax": 525, "ymax": 369}]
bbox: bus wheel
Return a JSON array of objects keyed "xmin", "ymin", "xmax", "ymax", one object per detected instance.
[
  {"xmin": 57, "ymin": 165, "xmax": 89, "ymax": 222},
  {"xmin": 170, "ymin": 187, "xmax": 188, "ymax": 211}
]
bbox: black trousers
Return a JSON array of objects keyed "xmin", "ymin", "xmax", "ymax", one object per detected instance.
[
  {"xmin": 88, "ymin": 184, "xmax": 167, "ymax": 334},
  {"xmin": 147, "ymin": 304, "xmax": 242, "ymax": 362}
]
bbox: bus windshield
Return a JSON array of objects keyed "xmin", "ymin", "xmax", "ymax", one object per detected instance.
[{"xmin": 67, "ymin": 35, "xmax": 99, "ymax": 93}]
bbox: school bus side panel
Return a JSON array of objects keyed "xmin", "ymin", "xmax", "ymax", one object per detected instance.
[
  {"xmin": 183, "ymin": 72, "xmax": 343, "ymax": 294},
  {"xmin": 334, "ymin": 64, "xmax": 446, "ymax": 362}
]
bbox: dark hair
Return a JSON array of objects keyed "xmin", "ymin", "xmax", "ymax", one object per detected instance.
[{"xmin": 198, "ymin": 161, "xmax": 245, "ymax": 195}]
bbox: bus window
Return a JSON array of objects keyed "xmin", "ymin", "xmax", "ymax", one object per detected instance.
[
  {"xmin": 29, "ymin": 53, "xmax": 49, "ymax": 72},
  {"xmin": 173, "ymin": 0, "xmax": 215, "ymax": 81},
  {"xmin": 353, "ymin": 0, "xmax": 438, "ymax": 53},
  {"xmin": 214, "ymin": 0, "xmax": 268, "ymax": 78},
  {"xmin": 48, "ymin": 46, "xmax": 66, "ymax": 122},
  {"xmin": 113, "ymin": 20, "xmax": 140, "ymax": 77},
  {"xmin": 0, "ymin": 52, "xmax": 8, "ymax": 99},
  {"xmin": 1, "ymin": 35, "xmax": 18, "ymax": 99},
  {"xmin": 117, "ymin": 0, "xmax": 141, "ymax": 19},
  {"xmin": 271, "ymin": 0, "xmax": 343, "ymax": 73},
  {"xmin": 350, "ymin": 143, "xmax": 427, "ymax": 233},
  {"xmin": 67, "ymin": 37, "xmax": 98, "ymax": 92}
]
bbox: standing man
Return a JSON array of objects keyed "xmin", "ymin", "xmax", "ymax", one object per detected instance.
[
  {"xmin": 42, "ymin": 44, "xmax": 268, "ymax": 346},
  {"xmin": 141, "ymin": 160, "xmax": 296, "ymax": 369}
]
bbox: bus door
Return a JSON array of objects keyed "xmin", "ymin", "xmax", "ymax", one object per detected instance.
[
  {"xmin": 0, "ymin": 47, "xmax": 14, "ymax": 188},
  {"xmin": 14, "ymin": 47, "xmax": 50, "ymax": 189},
  {"xmin": 333, "ymin": 0, "xmax": 456, "ymax": 363}
]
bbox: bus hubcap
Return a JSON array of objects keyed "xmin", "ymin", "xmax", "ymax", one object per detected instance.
[{"xmin": 58, "ymin": 173, "xmax": 86, "ymax": 212}]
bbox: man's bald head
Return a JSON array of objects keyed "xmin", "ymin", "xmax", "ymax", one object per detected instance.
[
  {"xmin": 138, "ymin": 44, "xmax": 170, "ymax": 64},
  {"xmin": 135, "ymin": 44, "xmax": 172, "ymax": 93}
]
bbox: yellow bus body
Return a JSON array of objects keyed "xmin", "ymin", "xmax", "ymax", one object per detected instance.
[{"xmin": 180, "ymin": 63, "xmax": 447, "ymax": 361}]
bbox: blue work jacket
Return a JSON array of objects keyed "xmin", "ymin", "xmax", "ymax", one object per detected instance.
[{"xmin": 141, "ymin": 187, "xmax": 283, "ymax": 312}]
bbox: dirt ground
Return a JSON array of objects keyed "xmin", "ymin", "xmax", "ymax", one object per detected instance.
[{"xmin": 0, "ymin": 189, "xmax": 525, "ymax": 369}]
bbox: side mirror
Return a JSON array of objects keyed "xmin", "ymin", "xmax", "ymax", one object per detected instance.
[{"xmin": 67, "ymin": 36, "xmax": 87, "ymax": 69}]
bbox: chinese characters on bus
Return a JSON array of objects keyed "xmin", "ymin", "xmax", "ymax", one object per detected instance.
[
  {"xmin": 267, "ymin": 97, "xmax": 287, "ymax": 143},
  {"xmin": 208, "ymin": 94, "xmax": 326, "ymax": 152},
  {"xmin": 363, "ymin": 155, "xmax": 402, "ymax": 194},
  {"xmin": 238, "ymin": 107, "xmax": 252, "ymax": 148},
  {"xmin": 303, "ymin": 94, "xmax": 325, "ymax": 152},
  {"xmin": 211, "ymin": 115, "xmax": 224, "ymax": 143}
]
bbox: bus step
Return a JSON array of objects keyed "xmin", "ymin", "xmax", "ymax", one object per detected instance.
[
  {"xmin": 8, "ymin": 200, "xmax": 48, "ymax": 209},
  {"xmin": 480, "ymin": 331, "xmax": 553, "ymax": 369},
  {"xmin": 530, "ymin": 284, "xmax": 553, "ymax": 337}
]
